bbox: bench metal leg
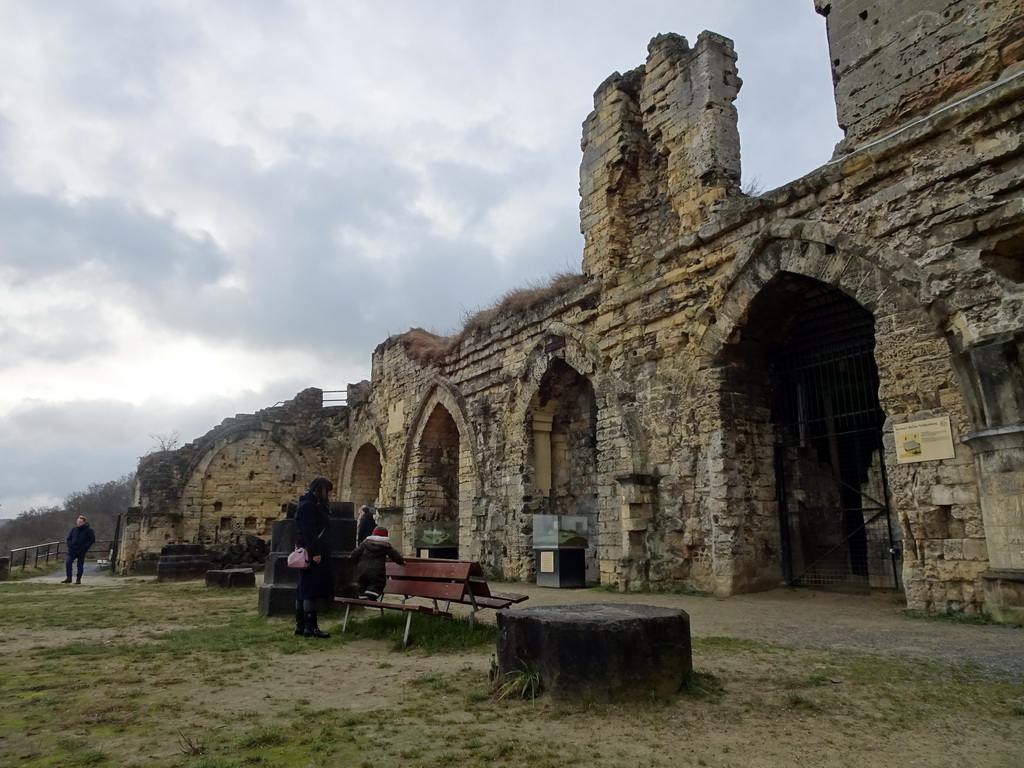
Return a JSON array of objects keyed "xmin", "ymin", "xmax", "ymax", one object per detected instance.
[
  {"xmin": 342, "ymin": 604, "xmax": 352, "ymax": 632},
  {"xmin": 403, "ymin": 612, "xmax": 413, "ymax": 648}
]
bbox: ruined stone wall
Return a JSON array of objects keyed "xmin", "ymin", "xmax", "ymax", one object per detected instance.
[
  {"xmin": 123, "ymin": 1, "xmax": 1024, "ymax": 620},
  {"xmin": 343, "ymin": 1, "xmax": 1022, "ymax": 612},
  {"xmin": 814, "ymin": 0, "xmax": 1024, "ymax": 151},
  {"xmin": 580, "ymin": 32, "xmax": 741, "ymax": 277},
  {"xmin": 118, "ymin": 388, "xmax": 347, "ymax": 573}
]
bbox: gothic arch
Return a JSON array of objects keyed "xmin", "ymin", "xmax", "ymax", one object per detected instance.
[
  {"xmin": 340, "ymin": 425, "xmax": 387, "ymax": 506},
  {"xmin": 702, "ymin": 219, "xmax": 946, "ymax": 361},
  {"xmin": 399, "ymin": 378, "xmax": 481, "ymax": 499},
  {"xmin": 183, "ymin": 425, "xmax": 310, "ymax": 544},
  {"xmin": 509, "ymin": 321, "xmax": 649, "ymax": 474},
  {"xmin": 694, "ymin": 222, "xmax": 976, "ymax": 595}
]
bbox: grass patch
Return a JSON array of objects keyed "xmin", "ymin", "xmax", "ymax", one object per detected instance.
[
  {"xmin": 905, "ymin": 608, "xmax": 1002, "ymax": 626},
  {"xmin": 1, "ymin": 577, "xmax": 1023, "ymax": 767},
  {"xmin": 683, "ymin": 671, "xmax": 725, "ymax": 702},
  {"xmin": 493, "ymin": 661, "xmax": 542, "ymax": 701},
  {"xmin": 341, "ymin": 610, "xmax": 496, "ymax": 651},
  {"xmin": 1, "ymin": 564, "xmax": 55, "ymax": 582}
]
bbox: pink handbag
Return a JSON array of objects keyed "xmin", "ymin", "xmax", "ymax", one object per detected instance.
[{"xmin": 286, "ymin": 547, "xmax": 309, "ymax": 569}]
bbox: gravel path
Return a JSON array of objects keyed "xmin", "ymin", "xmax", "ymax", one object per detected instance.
[{"xmin": 493, "ymin": 581, "xmax": 1024, "ymax": 681}]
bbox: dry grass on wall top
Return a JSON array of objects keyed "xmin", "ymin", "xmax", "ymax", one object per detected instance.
[{"xmin": 398, "ymin": 272, "xmax": 587, "ymax": 365}]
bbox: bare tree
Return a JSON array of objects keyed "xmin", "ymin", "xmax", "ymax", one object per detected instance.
[{"xmin": 148, "ymin": 430, "xmax": 181, "ymax": 453}]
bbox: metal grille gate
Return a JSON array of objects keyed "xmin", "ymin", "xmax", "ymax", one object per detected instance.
[{"xmin": 770, "ymin": 284, "xmax": 901, "ymax": 591}]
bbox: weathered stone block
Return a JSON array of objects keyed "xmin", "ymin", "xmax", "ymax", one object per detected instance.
[
  {"xmin": 496, "ymin": 603, "xmax": 691, "ymax": 701},
  {"xmin": 205, "ymin": 568, "xmax": 256, "ymax": 589}
]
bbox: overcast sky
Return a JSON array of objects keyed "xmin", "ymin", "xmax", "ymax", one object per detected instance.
[{"xmin": 0, "ymin": 0, "xmax": 842, "ymax": 519}]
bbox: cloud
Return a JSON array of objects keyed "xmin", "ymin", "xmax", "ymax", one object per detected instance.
[{"xmin": 0, "ymin": 1, "xmax": 845, "ymax": 517}]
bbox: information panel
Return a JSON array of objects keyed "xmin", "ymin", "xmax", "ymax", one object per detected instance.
[{"xmin": 893, "ymin": 416, "xmax": 955, "ymax": 464}]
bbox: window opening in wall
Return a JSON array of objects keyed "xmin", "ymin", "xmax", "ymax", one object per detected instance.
[{"xmin": 769, "ymin": 284, "xmax": 900, "ymax": 592}]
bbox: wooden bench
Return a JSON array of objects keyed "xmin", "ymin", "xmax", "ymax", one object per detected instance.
[{"xmin": 334, "ymin": 558, "xmax": 528, "ymax": 647}]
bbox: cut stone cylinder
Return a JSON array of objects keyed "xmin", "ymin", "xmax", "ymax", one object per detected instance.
[{"xmin": 496, "ymin": 603, "xmax": 692, "ymax": 701}]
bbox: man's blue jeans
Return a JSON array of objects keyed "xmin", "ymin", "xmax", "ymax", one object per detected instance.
[{"xmin": 65, "ymin": 553, "xmax": 85, "ymax": 580}]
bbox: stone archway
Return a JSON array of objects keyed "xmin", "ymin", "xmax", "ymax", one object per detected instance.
[
  {"xmin": 185, "ymin": 429, "xmax": 306, "ymax": 546},
  {"xmin": 506, "ymin": 325, "xmax": 650, "ymax": 586},
  {"xmin": 719, "ymin": 273, "xmax": 899, "ymax": 592},
  {"xmin": 399, "ymin": 380, "xmax": 480, "ymax": 560},
  {"xmin": 701, "ymin": 228, "xmax": 982, "ymax": 608}
]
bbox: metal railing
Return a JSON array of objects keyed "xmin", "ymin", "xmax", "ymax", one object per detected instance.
[
  {"xmin": 8, "ymin": 540, "xmax": 114, "ymax": 570},
  {"xmin": 321, "ymin": 390, "xmax": 347, "ymax": 406}
]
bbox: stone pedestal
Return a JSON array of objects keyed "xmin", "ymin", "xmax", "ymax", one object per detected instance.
[
  {"xmin": 495, "ymin": 603, "xmax": 692, "ymax": 701},
  {"xmin": 258, "ymin": 515, "xmax": 358, "ymax": 616}
]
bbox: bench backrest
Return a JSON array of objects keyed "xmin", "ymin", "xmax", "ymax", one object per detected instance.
[{"xmin": 384, "ymin": 559, "xmax": 483, "ymax": 602}]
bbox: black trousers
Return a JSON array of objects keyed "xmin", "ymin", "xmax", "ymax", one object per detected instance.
[{"xmin": 65, "ymin": 553, "xmax": 85, "ymax": 579}]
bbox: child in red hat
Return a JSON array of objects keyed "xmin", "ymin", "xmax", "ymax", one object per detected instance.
[{"xmin": 349, "ymin": 525, "xmax": 405, "ymax": 600}]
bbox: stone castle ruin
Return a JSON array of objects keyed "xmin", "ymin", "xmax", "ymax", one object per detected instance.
[{"xmin": 120, "ymin": 0, "xmax": 1024, "ymax": 623}]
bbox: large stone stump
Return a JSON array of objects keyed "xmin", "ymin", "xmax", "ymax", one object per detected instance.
[{"xmin": 496, "ymin": 604, "xmax": 692, "ymax": 701}]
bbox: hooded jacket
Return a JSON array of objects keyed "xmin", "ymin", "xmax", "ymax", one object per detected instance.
[
  {"xmin": 66, "ymin": 523, "xmax": 96, "ymax": 557},
  {"xmin": 350, "ymin": 533, "xmax": 405, "ymax": 590}
]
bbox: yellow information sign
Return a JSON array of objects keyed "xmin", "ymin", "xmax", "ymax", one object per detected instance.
[
  {"xmin": 893, "ymin": 416, "xmax": 955, "ymax": 464},
  {"xmin": 539, "ymin": 551, "xmax": 555, "ymax": 573}
]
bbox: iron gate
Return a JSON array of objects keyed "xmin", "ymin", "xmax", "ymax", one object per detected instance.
[{"xmin": 770, "ymin": 285, "xmax": 901, "ymax": 591}]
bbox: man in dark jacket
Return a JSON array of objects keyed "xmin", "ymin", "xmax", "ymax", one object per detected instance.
[
  {"xmin": 63, "ymin": 516, "xmax": 96, "ymax": 584},
  {"xmin": 356, "ymin": 505, "xmax": 376, "ymax": 544},
  {"xmin": 349, "ymin": 526, "xmax": 405, "ymax": 600}
]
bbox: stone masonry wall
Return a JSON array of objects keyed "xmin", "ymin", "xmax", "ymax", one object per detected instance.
[{"xmin": 814, "ymin": 0, "xmax": 1024, "ymax": 151}]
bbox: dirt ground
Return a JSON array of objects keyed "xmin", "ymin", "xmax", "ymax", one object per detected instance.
[{"xmin": 15, "ymin": 564, "xmax": 1024, "ymax": 768}]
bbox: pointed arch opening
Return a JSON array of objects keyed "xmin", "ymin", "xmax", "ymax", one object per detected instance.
[
  {"xmin": 526, "ymin": 359, "xmax": 599, "ymax": 579},
  {"xmin": 349, "ymin": 443, "xmax": 383, "ymax": 509},
  {"xmin": 408, "ymin": 403, "xmax": 461, "ymax": 556},
  {"xmin": 720, "ymin": 273, "xmax": 901, "ymax": 592}
]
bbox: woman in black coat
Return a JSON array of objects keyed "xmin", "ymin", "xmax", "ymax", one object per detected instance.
[{"xmin": 293, "ymin": 477, "xmax": 334, "ymax": 638}]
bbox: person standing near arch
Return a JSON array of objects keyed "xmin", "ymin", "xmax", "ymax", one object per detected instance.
[{"xmin": 356, "ymin": 505, "xmax": 376, "ymax": 545}]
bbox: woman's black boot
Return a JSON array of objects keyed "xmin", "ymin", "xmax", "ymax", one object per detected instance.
[
  {"xmin": 294, "ymin": 607, "xmax": 306, "ymax": 636},
  {"xmin": 304, "ymin": 612, "xmax": 331, "ymax": 639}
]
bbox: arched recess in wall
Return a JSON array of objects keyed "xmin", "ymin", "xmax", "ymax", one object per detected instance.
[
  {"xmin": 700, "ymin": 221, "xmax": 971, "ymax": 595},
  {"xmin": 508, "ymin": 323, "xmax": 649, "ymax": 581},
  {"xmin": 339, "ymin": 427, "xmax": 386, "ymax": 509},
  {"xmin": 400, "ymin": 380, "xmax": 481, "ymax": 554},
  {"xmin": 347, "ymin": 442, "xmax": 384, "ymax": 509},
  {"xmin": 185, "ymin": 426, "xmax": 308, "ymax": 545}
]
